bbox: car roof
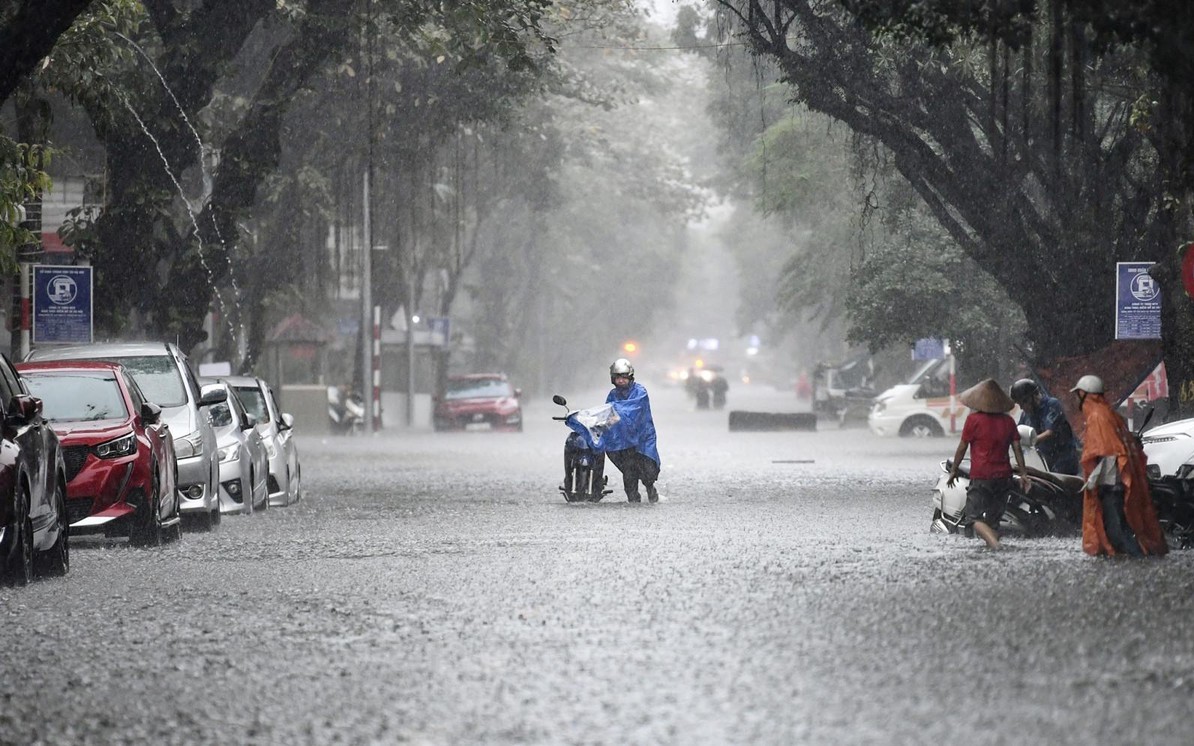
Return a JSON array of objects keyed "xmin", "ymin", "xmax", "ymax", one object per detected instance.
[
  {"xmin": 25, "ymin": 341, "xmax": 176, "ymax": 361},
  {"xmin": 221, "ymin": 375, "xmax": 261, "ymax": 387},
  {"xmin": 17, "ymin": 360, "xmax": 124, "ymax": 374},
  {"xmin": 449, "ymin": 373, "xmax": 508, "ymax": 381}
]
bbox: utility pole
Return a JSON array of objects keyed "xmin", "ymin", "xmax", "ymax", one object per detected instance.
[
  {"xmin": 361, "ymin": 171, "xmax": 373, "ymax": 433},
  {"xmin": 360, "ymin": 0, "xmax": 378, "ymax": 432},
  {"xmin": 406, "ymin": 268, "xmax": 415, "ymax": 426}
]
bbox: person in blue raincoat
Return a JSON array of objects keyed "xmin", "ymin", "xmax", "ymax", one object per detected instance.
[{"xmin": 603, "ymin": 358, "xmax": 661, "ymax": 502}]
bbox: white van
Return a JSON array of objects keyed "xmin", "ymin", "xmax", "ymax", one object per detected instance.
[{"xmin": 868, "ymin": 358, "xmax": 968, "ymax": 438}]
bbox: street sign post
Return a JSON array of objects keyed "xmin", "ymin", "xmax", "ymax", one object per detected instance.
[{"xmin": 32, "ymin": 265, "xmax": 93, "ymax": 345}]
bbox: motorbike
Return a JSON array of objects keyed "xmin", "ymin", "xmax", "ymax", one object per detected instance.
[
  {"xmin": 1146, "ymin": 474, "xmax": 1194, "ymax": 549},
  {"xmin": 327, "ymin": 385, "xmax": 365, "ymax": 435},
  {"xmin": 552, "ymin": 395, "xmax": 613, "ymax": 503},
  {"xmin": 930, "ymin": 426, "xmax": 1085, "ymax": 538}
]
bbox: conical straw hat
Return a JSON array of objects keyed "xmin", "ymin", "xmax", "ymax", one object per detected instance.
[{"xmin": 958, "ymin": 378, "xmax": 1015, "ymax": 414}]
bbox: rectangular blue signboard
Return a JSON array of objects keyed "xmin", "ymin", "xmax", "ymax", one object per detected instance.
[
  {"xmin": 32, "ymin": 265, "xmax": 93, "ymax": 344},
  {"xmin": 912, "ymin": 338, "xmax": 945, "ymax": 361},
  {"xmin": 1115, "ymin": 262, "xmax": 1161, "ymax": 340}
]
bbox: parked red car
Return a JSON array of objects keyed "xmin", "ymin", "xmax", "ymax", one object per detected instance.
[
  {"xmin": 17, "ymin": 360, "xmax": 180, "ymax": 546},
  {"xmin": 433, "ymin": 374, "xmax": 523, "ymax": 432}
]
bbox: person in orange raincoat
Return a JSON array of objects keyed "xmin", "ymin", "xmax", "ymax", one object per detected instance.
[{"xmin": 1072, "ymin": 374, "xmax": 1167, "ymax": 558}]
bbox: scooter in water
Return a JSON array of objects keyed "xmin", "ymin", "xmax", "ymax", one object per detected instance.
[
  {"xmin": 930, "ymin": 426, "xmax": 1085, "ymax": 537},
  {"xmin": 552, "ymin": 395, "xmax": 613, "ymax": 503}
]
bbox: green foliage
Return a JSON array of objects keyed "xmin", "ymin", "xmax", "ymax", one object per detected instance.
[{"xmin": 0, "ymin": 137, "xmax": 52, "ymax": 270}]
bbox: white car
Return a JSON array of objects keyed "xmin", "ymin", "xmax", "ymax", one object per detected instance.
[
  {"xmin": 223, "ymin": 375, "xmax": 301, "ymax": 507},
  {"xmin": 868, "ymin": 358, "xmax": 968, "ymax": 438},
  {"xmin": 1140, "ymin": 417, "xmax": 1194, "ymax": 478},
  {"xmin": 204, "ymin": 380, "xmax": 269, "ymax": 514}
]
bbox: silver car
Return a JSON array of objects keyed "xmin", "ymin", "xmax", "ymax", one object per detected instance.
[
  {"xmin": 203, "ymin": 380, "xmax": 269, "ymax": 515},
  {"xmin": 223, "ymin": 375, "xmax": 301, "ymax": 507},
  {"xmin": 25, "ymin": 342, "xmax": 226, "ymax": 530}
]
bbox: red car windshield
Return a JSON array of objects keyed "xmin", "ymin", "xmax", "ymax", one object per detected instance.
[
  {"xmin": 22, "ymin": 371, "xmax": 129, "ymax": 422},
  {"xmin": 445, "ymin": 379, "xmax": 512, "ymax": 400}
]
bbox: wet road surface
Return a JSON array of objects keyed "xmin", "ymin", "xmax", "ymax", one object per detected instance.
[{"xmin": 2, "ymin": 384, "xmax": 1193, "ymax": 744}]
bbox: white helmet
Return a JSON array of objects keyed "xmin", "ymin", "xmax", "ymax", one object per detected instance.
[
  {"xmin": 1070, "ymin": 374, "xmax": 1104, "ymax": 394},
  {"xmin": 609, "ymin": 358, "xmax": 635, "ymax": 384}
]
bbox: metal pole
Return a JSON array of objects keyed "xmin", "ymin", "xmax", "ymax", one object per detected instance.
[
  {"xmin": 19, "ymin": 261, "xmax": 31, "ymax": 359},
  {"xmin": 372, "ymin": 304, "xmax": 381, "ymax": 430},
  {"xmin": 406, "ymin": 271, "xmax": 415, "ymax": 427},
  {"xmin": 361, "ymin": 171, "xmax": 373, "ymax": 433}
]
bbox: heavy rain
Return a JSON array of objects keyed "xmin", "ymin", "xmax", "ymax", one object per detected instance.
[{"xmin": 3, "ymin": 1, "xmax": 1194, "ymax": 744}]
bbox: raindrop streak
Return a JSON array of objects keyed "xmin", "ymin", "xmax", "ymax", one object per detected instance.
[
  {"xmin": 113, "ymin": 31, "xmax": 244, "ymax": 345},
  {"xmin": 115, "ymin": 92, "xmax": 237, "ymax": 344}
]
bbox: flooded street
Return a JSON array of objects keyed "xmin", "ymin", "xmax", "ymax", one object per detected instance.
[{"xmin": 3, "ymin": 384, "xmax": 1193, "ymax": 745}]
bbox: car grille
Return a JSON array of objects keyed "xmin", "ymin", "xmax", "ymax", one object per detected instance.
[
  {"xmin": 66, "ymin": 497, "xmax": 93, "ymax": 525},
  {"xmin": 63, "ymin": 446, "xmax": 91, "ymax": 482}
]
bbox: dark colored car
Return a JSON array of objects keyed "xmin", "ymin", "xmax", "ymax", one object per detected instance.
[
  {"xmin": 17, "ymin": 360, "xmax": 180, "ymax": 546},
  {"xmin": 433, "ymin": 374, "xmax": 523, "ymax": 432},
  {"xmin": 0, "ymin": 353, "xmax": 69, "ymax": 585}
]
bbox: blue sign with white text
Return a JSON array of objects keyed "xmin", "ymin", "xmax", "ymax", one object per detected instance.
[
  {"xmin": 33, "ymin": 265, "xmax": 93, "ymax": 344},
  {"xmin": 1115, "ymin": 262, "xmax": 1161, "ymax": 340},
  {"xmin": 912, "ymin": 338, "xmax": 945, "ymax": 361}
]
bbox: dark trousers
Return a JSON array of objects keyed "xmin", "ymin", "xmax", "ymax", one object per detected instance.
[
  {"xmin": 1099, "ymin": 485, "xmax": 1143, "ymax": 557},
  {"xmin": 606, "ymin": 448, "xmax": 659, "ymax": 495}
]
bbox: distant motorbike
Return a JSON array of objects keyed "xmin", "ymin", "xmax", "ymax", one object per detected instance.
[
  {"xmin": 552, "ymin": 395, "xmax": 612, "ymax": 503},
  {"xmin": 327, "ymin": 386, "xmax": 365, "ymax": 435},
  {"xmin": 930, "ymin": 426, "xmax": 1084, "ymax": 537}
]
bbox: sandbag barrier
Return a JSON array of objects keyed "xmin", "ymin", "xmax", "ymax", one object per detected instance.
[{"xmin": 727, "ymin": 411, "xmax": 818, "ymax": 432}]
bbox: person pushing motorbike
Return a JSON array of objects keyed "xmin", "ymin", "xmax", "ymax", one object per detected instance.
[
  {"xmin": 1010, "ymin": 378, "xmax": 1080, "ymax": 475},
  {"xmin": 604, "ymin": 358, "xmax": 661, "ymax": 503}
]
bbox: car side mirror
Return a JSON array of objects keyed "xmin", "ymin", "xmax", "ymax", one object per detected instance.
[
  {"xmin": 141, "ymin": 401, "xmax": 162, "ymax": 425},
  {"xmin": 243, "ymin": 413, "xmax": 257, "ymax": 430},
  {"xmin": 198, "ymin": 383, "xmax": 228, "ymax": 407},
  {"xmin": 5, "ymin": 394, "xmax": 41, "ymax": 426},
  {"xmin": 280, "ymin": 413, "xmax": 294, "ymax": 430}
]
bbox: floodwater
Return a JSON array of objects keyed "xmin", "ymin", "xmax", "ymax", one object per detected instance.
[{"xmin": 1, "ymin": 382, "xmax": 1192, "ymax": 745}]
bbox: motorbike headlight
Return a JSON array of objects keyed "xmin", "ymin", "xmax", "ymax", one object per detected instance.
[
  {"xmin": 217, "ymin": 445, "xmax": 241, "ymax": 463},
  {"xmin": 96, "ymin": 432, "xmax": 136, "ymax": 459},
  {"xmin": 174, "ymin": 429, "xmax": 203, "ymax": 459}
]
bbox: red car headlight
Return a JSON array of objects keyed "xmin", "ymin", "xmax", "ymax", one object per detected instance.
[{"xmin": 96, "ymin": 432, "xmax": 136, "ymax": 459}]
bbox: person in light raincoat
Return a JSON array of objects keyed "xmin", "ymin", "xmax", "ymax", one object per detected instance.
[
  {"xmin": 567, "ymin": 358, "xmax": 661, "ymax": 503},
  {"xmin": 1072, "ymin": 374, "xmax": 1167, "ymax": 558}
]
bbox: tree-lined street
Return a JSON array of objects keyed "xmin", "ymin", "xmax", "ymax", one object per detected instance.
[{"xmin": 3, "ymin": 385, "xmax": 1193, "ymax": 744}]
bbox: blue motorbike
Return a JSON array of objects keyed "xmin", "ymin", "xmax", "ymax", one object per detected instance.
[{"xmin": 552, "ymin": 395, "xmax": 613, "ymax": 503}]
